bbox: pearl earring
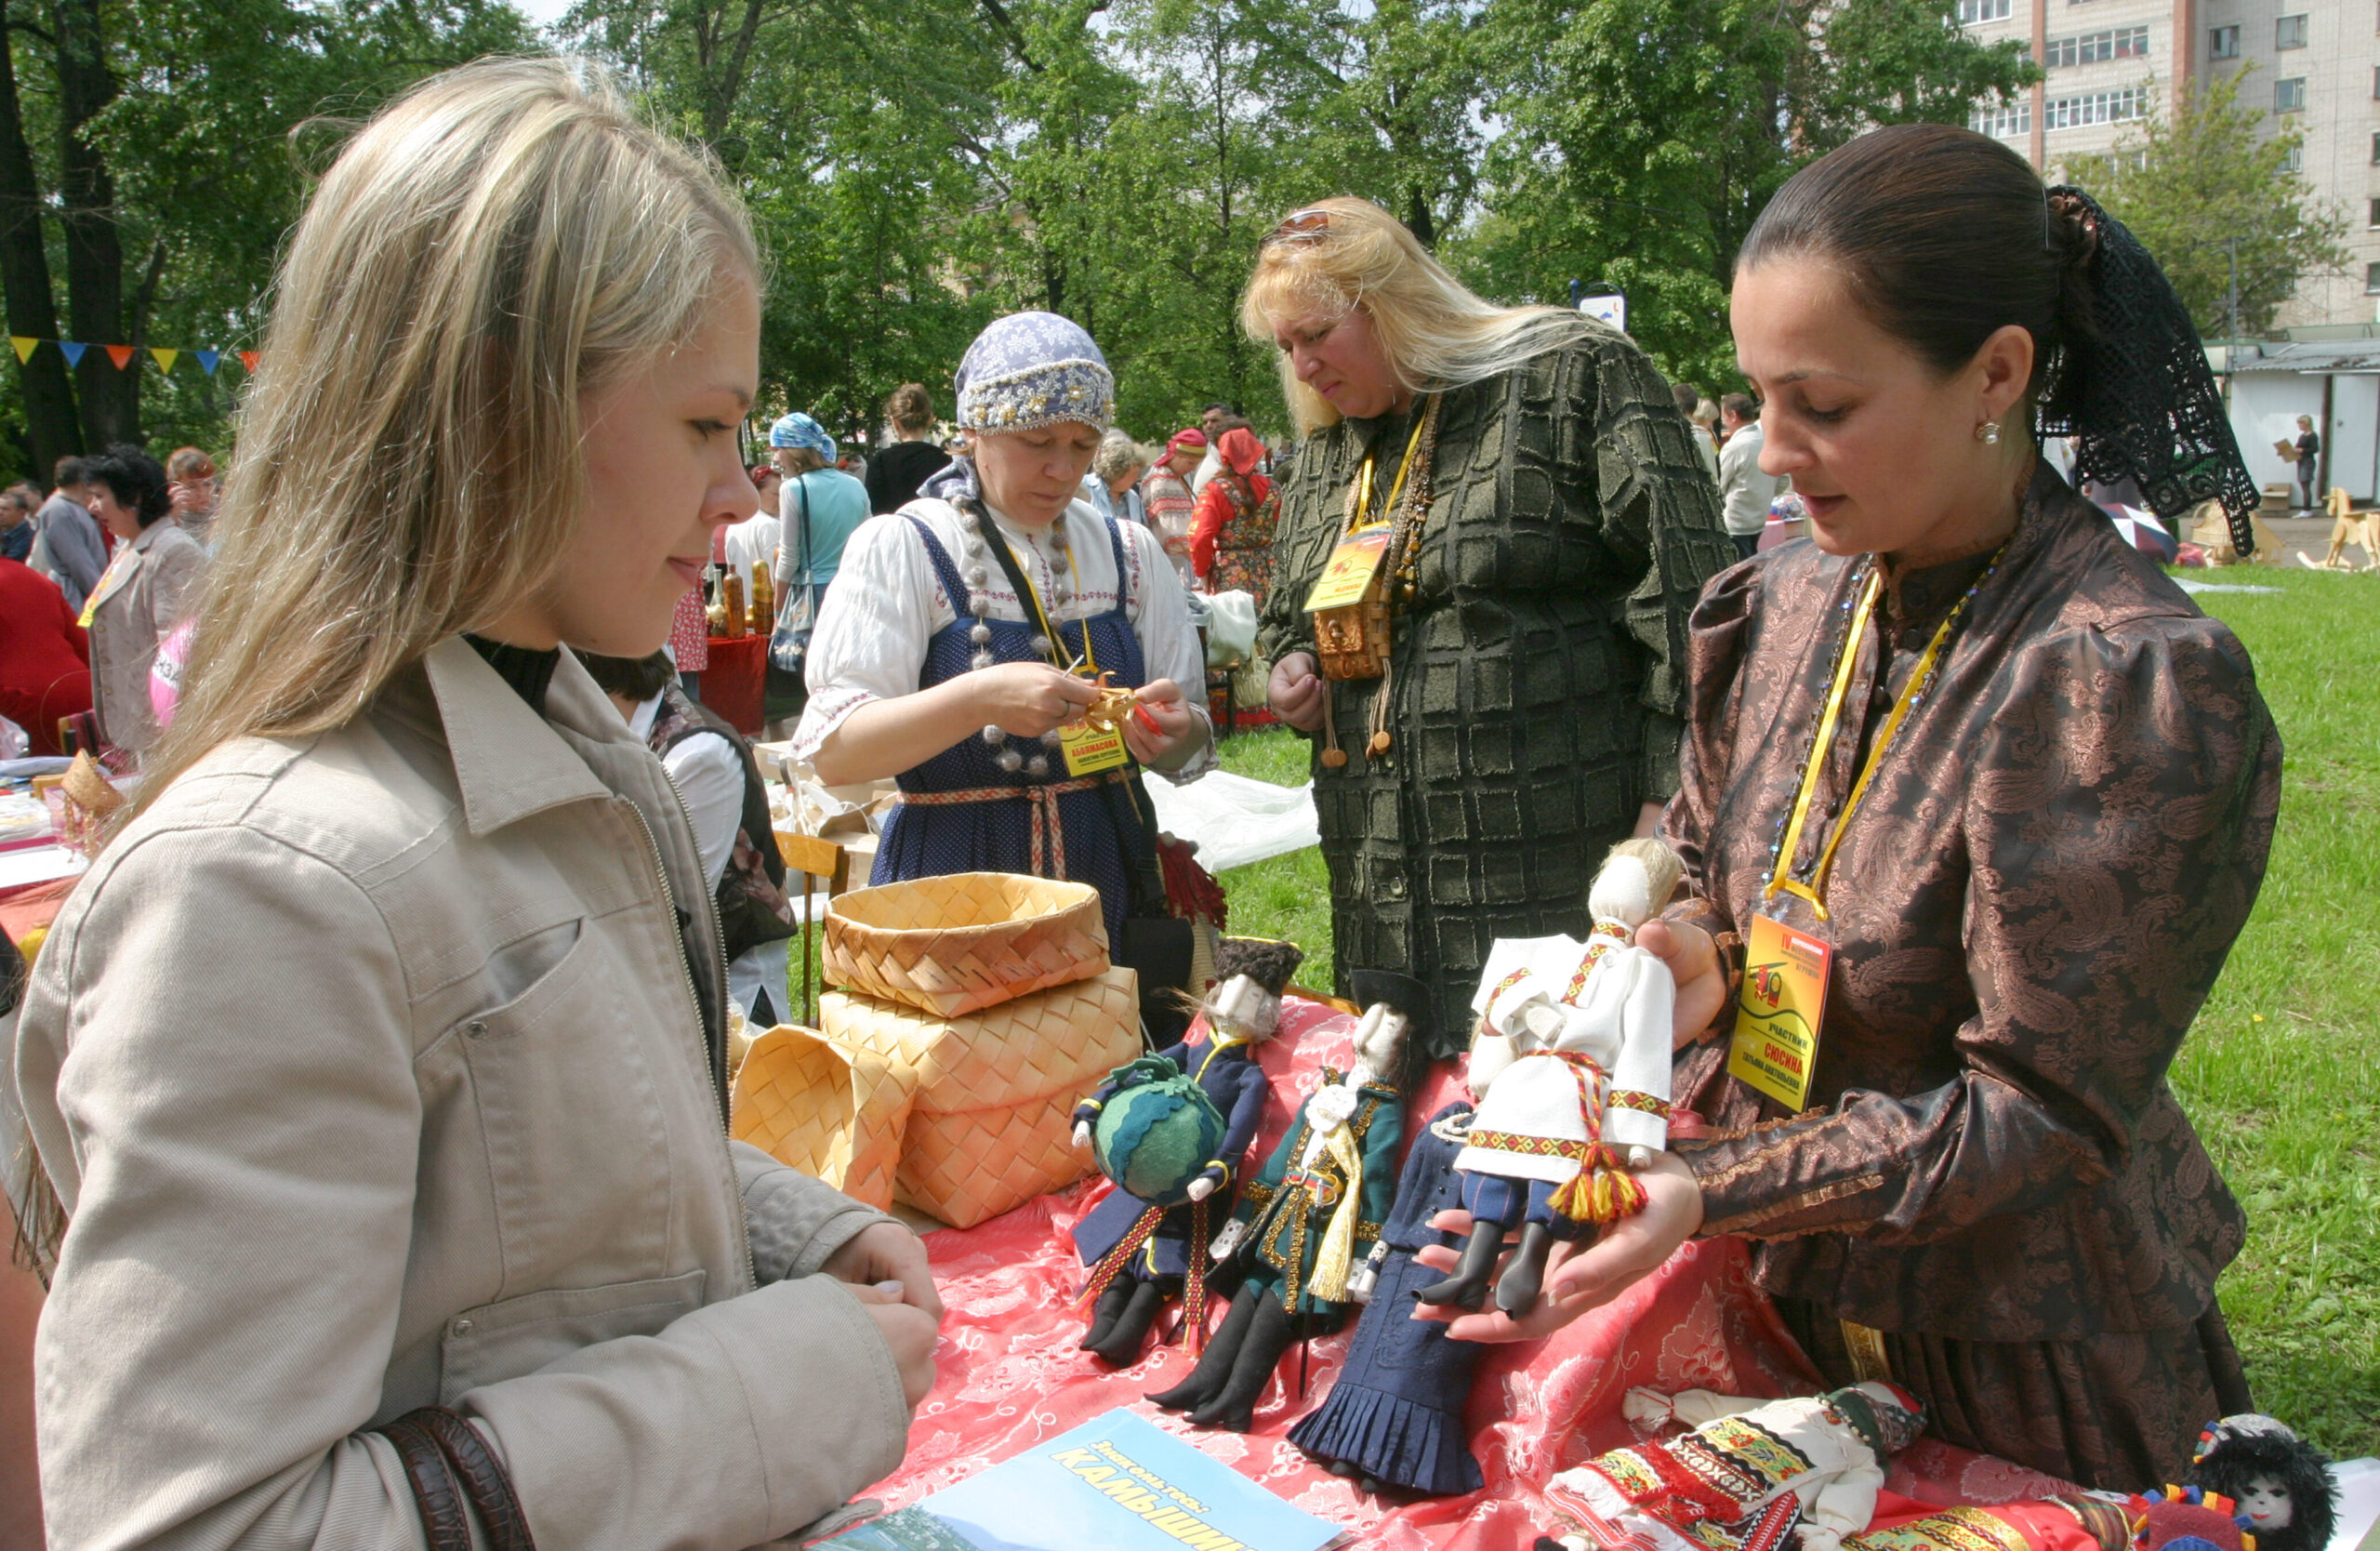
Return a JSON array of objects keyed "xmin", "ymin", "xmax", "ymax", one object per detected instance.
[{"xmin": 1976, "ymin": 420, "xmax": 2001, "ymax": 445}]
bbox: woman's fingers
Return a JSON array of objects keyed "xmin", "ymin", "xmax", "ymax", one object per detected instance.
[
  {"xmin": 1635, "ymin": 918, "xmax": 1728, "ymax": 1050},
  {"xmin": 855, "ymin": 1296, "xmax": 941, "ymax": 1410}
]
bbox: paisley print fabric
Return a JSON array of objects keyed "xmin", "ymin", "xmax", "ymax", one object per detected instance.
[{"xmin": 1657, "ymin": 462, "xmax": 2278, "ymax": 1481}]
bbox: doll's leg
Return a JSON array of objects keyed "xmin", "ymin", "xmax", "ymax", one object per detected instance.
[
  {"xmin": 1088, "ymin": 1279, "xmax": 1170, "ymax": 1366},
  {"xmin": 1080, "ymin": 1280, "xmax": 1135, "ymax": 1351},
  {"xmin": 1186, "ymin": 1293, "xmax": 1293, "ymax": 1432},
  {"xmin": 1411, "ymin": 1173, "xmax": 1517, "ymax": 1311},
  {"xmin": 1495, "ymin": 1180, "xmax": 1593, "ymax": 1318},
  {"xmin": 1147, "ymin": 1284, "xmax": 1258, "ymax": 1411}
]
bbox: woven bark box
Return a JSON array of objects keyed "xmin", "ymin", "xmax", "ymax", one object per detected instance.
[
  {"xmin": 822, "ymin": 872, "xmax": 1109, "ymax": 1018},
  {"xmin": 731, "ymin": 965, "xmax": 1141, "ymax": 1229}
]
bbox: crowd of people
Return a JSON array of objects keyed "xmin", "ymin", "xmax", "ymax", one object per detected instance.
[{"xmin": 0, "ymin": 52, "xmax": 2289, "ymax": 1551}]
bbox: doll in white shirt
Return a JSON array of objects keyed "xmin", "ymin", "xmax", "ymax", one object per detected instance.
[{"xmin": 1414, "ymin": 838, "xmax": 1681, "ymax": 1317}]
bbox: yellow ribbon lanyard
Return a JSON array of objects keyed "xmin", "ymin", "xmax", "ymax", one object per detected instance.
[
  {"xmin": 996, "ymin": 524, "xmax": 1099, "ymax": 679},
  {"xmin": 1346, "ymin": 407, "xmax": 1432, "ymax": 536},
  {"xmin": 1764, "ymin": 565, "xmax": 1964, "ymax": 921}
]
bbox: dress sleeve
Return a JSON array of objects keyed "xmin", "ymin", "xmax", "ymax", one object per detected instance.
[
  {"xmin": 1678, "ymin": 616, "xmax": 2282, "ymax": 1242},
  {"xmin": 789, "ymin": 513, "xmax": 939, "ymax": 763},
  {"xmin": 1256, "ymin": 445, "xmax": 1336, "ymax": 668},
  {"xmin": 1188, "ymin": 484, "xmax": 1228, "ymax": 583},
  {"xmin": 1569, "ymin": 335, "xmax": 1739, "ymax": 801}
]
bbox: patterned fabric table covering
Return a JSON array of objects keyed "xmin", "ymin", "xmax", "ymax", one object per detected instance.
[{"xmin": 866, "ymin": 998, "xmax": 2074, "ymax": 1551}]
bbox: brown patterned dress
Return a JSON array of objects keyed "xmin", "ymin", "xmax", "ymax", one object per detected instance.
[
  {"xmin": 1661, "ymin": 462, "xmax": 2280, "ymax": 1488},
  {"xmin": 1259, "ymin": 326, "xmax": 1736, "ymax": 1051}
]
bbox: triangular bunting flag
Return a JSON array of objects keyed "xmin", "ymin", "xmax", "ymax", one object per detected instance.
[
  {"xmin": 237, "ymin": 351, "xmax": 259, "ymax": 373},
  {"xmin": 103, "ymin": 345, "xmax": 134, "ymax": 370},
  {"xmin": 59, "ymin": 342, "xmax": 86, "ymax": 367},
  {"xmin": 149, "ymin": 348, "xmax": 178, "ymax": 374},
  {"xmin": 195, "ymin": 349, "xmax": 219, "ymax": 376},
  {"xmin": 9, "ymin": 337, "xmax": 33, "ymax": 365}
]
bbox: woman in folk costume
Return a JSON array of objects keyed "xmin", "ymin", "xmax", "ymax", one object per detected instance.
[
  {"xmin": 1068, "ymin": 938, "xmax": 1301, "ymax": 1366},
  {"xmin": 1426, "ymin": 126, "xmax": 2276, "ymax": 1490},
  {"xmin": 1148, "ymin": 970, "xmax": 1419, "ymax": 1433},
  {"xmin": 793, "ymin": 312, "xmax": 1211, "ymax": 951},
  {"xmin": 1416, "ymin": 839, "xmax": 1679, "ymax": 1317}
]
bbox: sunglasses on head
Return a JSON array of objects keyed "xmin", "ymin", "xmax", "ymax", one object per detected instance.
[{"xmin": 1261, "ymin": 207, "xmax": 1332, "ymax": 249}]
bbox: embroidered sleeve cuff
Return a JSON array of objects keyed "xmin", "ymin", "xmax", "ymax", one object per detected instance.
[{"xmin": 789, "ymin": 687, "xmax": 880, "ymax": 763}]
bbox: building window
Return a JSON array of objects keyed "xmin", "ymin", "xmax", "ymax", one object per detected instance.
[
  {"xmin": 2046, "ymin": 25, "xmax": 2150, "ymax": 66},
  {"xmin": 1970, "ymin": 101, "xmax": 2033, "ymax": 137},
  {"xmin": 2211, "ymin": 24, "xmax": 2241, "ymax": 58},
  {"xmin": 2277, "ymin": 76, "xmax": 2307, "ymax": 112},
  {"xmin": 2369, "ymin": 197, "xmax": 2380, "ymax": 226},
  {"xmin": 2371, "ymin": 129, "xmax": 2380, "ymax": 163},
  {"xmin": 1958, "ymin": 0, "xmax": 2012, "ymax": 22},
  {"xmin": 2365, "ymin": 262, "xmax": 2380, "ymax": 294},
  {"xmin": 2277, "ymin": 13, "xmax": 2309, "ymax": 47},
  {"xmin": 2043, "ymin": 85, "xmax": 2148, "ymax": 128},
  {"xmin": 2282, "ymin": 144, "xmax": 2304, "ymax": 171}
]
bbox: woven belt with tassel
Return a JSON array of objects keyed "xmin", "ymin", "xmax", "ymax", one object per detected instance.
[{"xmin": 1076, "ymin": 1196, "xmax": 1214, "ymax": 1350}]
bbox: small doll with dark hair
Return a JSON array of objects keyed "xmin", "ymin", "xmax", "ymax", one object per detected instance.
[
  {"xmin": 2186, "ymin": 1415, "xmax": 2335, "ymax": 1551},
  {"xmin": 1070, "ymin": 937, "xmax": 1301, "ymax": 1366}
]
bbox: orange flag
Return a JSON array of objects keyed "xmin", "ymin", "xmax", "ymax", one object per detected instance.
[
  {"xmin": 237, "ymin": 351, "xmax": 259, "ymax": 372},
  {"xmin": 103, "ymin": 345, "xmax": 134, "ymax": 371}
]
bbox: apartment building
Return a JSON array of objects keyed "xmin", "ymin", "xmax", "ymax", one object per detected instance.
[{"xmin": 1961, "ymin": 0, "xmax": 2380, "ymax": 326}]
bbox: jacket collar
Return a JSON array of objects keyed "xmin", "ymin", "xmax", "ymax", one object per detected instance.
[{"xmin": 421, "ymin": 634, "xmax": 639, "ymax": 837}]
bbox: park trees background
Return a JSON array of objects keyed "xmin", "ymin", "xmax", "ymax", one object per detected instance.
[{"xmin": 0, "ymin": 0, "xmax": 2048, "ymax": 471}]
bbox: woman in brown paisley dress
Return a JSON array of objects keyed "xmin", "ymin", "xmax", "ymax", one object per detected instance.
[{"xmin": 1417, "ymin": 126, "xmax": 2279, "ymax": 1489}]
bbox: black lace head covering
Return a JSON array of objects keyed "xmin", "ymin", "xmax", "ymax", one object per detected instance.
[{"xmin": 2035, "ymin": 187, "xmax": 2261, "ymax": 551}]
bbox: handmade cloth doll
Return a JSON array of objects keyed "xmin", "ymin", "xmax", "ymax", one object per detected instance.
[
  {"xmin": 1417, "ymin": 838, "xmax": 1682, "ymax": 1316},
  {"xmin": 1546, "ymin": 1383, "xmax": 1926, "ymax": 1551},
  {"xmin": 1287, "ymin": 1099, "xmax": 1486, "ymax": 1496},
  {"xmin": 1070, "ymin": 937, "xmax": 1301, "ymax": 1365},
  {"xmin": 2187, "ymin": 1417, "xmax": 2334, "ymax": 1551},
  {"xmin": 2131, "ymin": 1487, "xmax": 2261, "ymax": 1551},
  {"xmin": 1147, "ymin": 968, "xmax": 1415, "ymax": 1432}
]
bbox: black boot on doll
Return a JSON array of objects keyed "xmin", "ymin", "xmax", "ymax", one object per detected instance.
[
  {"xmin": 1496, "ymin": 1220, "xmax": 1563, "ymax": 1317},
  {"xmin": 1080, "ymin": 1282, "xmax": 1134, "ymax": 1353},
  {"xmin": 1084, "ymin": 1280, "xmax": 1169, "ymax": 1367},
  {"xmin": 1145, "ymin": 1287, "xmax": 1255, "ymax": 1412},
  {"xmin": 1147, "ymin": 1284, "xmax": 1297, "ymax": 1432},
  {"xmin": 1411, "ymin": 1220, "xmax": 1503, "ymax": 1311}
]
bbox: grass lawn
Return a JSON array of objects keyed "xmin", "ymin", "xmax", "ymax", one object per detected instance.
[{"xmin": 1214, "ymin": 567, "xmax": 2380, "ymax": 1458}]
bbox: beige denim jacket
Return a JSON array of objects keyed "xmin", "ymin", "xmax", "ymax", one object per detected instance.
[{"xmin": 16, "ymin": 636, "xmax": 909, "ymax": 1549}]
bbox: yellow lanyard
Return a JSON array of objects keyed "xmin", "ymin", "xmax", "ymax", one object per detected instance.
[
  {"xmin": 1765, "ymin": 558, "xmax": 1990, "ymax": 919},
  {"xmin": 995, "ymin": 524, "xmax": 1099, "ymax": 679},
  {"xmin": 1345, "ymin": 408, "xmax": 1431, "ymax": 535}
]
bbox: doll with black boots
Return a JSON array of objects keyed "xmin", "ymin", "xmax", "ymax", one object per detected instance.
[
  {"xmin": 1070, "ymin": 938, "xmax": 1301, "ymax": 1366},
  {"xmin": 1287, "ymin": 1099, "xmax": 1486, "ymax": 1496},
  {"xmin": 1416, "ymin": 839, "xmax": 1681, "ymax": 1318},
  {"xmin": 1147, "ymin": 969, "xmax": 1414, "ymax": 1432},
  {"xmin": 2187, "ymin": 1415, "xmax": 2335, "ymax": 1551}
]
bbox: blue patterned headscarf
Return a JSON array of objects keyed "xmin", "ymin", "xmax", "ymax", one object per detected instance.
[
  {"xmin": 769, "ymin": 411, "xmax": 836, "ymax": 460},
  {"xmin": 922, "ymin": 312, "xmax": 1117, "ymax": 509}
]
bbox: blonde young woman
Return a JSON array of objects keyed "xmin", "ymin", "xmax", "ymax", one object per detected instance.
[
  {"xmin": 12, "ymin": 60, "xmax": 937, "ymax": 1548},
  {"xmin": 1252, "ymin": 198, "xmax": 1735, "ymax": 1051}
]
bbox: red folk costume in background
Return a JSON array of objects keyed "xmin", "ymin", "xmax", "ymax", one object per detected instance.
[
  {"xmin": 1190, "ymin": 428, "xmax": 1276, "ymax": 603},
  {"xmin": 0, "ymin": 558, "xmax": 94, "ymax": 755}
]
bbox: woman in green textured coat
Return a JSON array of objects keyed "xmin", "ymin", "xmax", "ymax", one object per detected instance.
[{"xmin": 1251, "ymin": 199, "xmax": 1734, "ymax": 1053}]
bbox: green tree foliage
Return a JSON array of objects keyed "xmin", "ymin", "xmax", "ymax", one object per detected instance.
[
  {"xmin": 1450, "ymin": 0, "xmax": 2033, "ymax": 391},
  {"xmin": 2065, "ymin": 66, "xmax": 2350, "ymax": 341},
  {"xmin": 0, "ymin": 0, "xmax": 533, "ymax": 476}
]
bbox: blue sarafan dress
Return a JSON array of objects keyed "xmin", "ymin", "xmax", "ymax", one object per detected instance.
[
  {"xmin": 1289, "ymin": 1101, "xmax": 1485, "ymax": 1496},
  {"xmin": 868, "ymin": 510, "xmax": 1152, "ymax": 947}
]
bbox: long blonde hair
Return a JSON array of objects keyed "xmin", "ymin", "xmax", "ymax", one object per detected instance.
[
  {"xmin": 1240, "ymin": 197, "xmax": 1590, "ymax": 434},
  {"xmin": 132, "ymin": 57, "xmax": 757, "ymax": 820}
]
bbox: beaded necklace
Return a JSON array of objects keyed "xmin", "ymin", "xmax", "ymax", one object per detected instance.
[
  {"xmin": 1761, "ymin": 537, "xmax": 2010, "ymax": 919},
  {"xmin": 962, "ymin": 503, "xmax": 1092, "ymax": 779}
]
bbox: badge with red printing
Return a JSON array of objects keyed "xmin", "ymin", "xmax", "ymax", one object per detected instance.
[{"xmin": 1727, "ymin": 913, "xmax": 1831, "ymax": 1109}]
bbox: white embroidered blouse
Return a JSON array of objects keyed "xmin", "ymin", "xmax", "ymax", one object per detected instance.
[{"xmin": 791, "ymin": 496, "xmax": 1214, "ymax": 779}]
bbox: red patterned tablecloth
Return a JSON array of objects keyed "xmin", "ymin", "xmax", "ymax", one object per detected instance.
[{"xmin": 869, "ymin": 998, "xmax": 2071, "ymax": 1549}]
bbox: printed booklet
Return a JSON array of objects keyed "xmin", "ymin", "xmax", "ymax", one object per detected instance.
[{"xmin": 825, "ymin": 1408, "xmax": 1348, "ymax": 1551}]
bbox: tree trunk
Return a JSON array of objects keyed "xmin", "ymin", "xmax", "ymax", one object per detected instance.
[
  {"xmin": 55, "ymin": 0, "xmax": 134, "ymax": 449},
  {"xmin": 0, "ymin": 16, "xmax": 78, "ymax": 478}
]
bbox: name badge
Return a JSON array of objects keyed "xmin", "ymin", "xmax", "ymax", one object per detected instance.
[
  {"xmin": 1727, "ymin": 913, "xmax": 1831, "ymax": 1110},
  {"xmin": 1059, "ymin": 719, "xmax": 1130, "ymax": 776},
  {"xmin": 1302, "ymin": 523, "xmax": 1391, "ymax": 613}
]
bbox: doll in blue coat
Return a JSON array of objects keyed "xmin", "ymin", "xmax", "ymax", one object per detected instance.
[{"xmin": 1071, "ymin": 938, "xmax": 1302, "ymax": 1366}]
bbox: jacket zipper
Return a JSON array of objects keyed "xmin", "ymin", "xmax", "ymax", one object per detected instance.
[{"xmin": 622, "ymin": 794, "xmax": 759, "ymax": 1297}]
